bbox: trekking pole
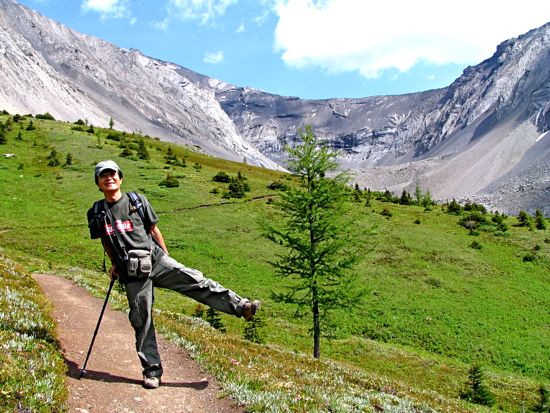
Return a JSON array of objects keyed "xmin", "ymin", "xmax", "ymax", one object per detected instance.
[{"xmin": 79, "ymin": 278, "xmax": 116, "ymax": 379}]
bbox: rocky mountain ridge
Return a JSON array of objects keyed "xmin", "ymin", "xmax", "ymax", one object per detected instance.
[
  {"xmin": 199, "ymin": 24, "xmax": 550, "ymax": 214},
  {"xmin": 0, "ymin": 0, "xmax": 548, "ymax": 214},
  {"xmin": 0, "ymin": 0, "xmax": 281, "ymax": 170}
]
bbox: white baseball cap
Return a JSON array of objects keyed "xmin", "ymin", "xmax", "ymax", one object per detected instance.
[{"xmin": 94, "ymin": 160, "xmax": 122, "ymax": 183}]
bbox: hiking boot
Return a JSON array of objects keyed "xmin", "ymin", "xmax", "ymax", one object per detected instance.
[
  {"xmin": 242, "ymin": 300, "xmax": 261, "ymax": 321},
  {"xmin": 143, "ymin": 376, "xmax": 160, "ymax": 389}
]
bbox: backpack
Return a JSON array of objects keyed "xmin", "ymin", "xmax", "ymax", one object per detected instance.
[
  {"xmin": 91, "ymin": 191, "xmax": 151, "ymax": 233},
  {"xmin": 91, "ymin": 192, "xmax": 152, "ymax": 272},
  {"xmin": 127, "ymin": 191, "xmax": 151, "ymax": 232}
]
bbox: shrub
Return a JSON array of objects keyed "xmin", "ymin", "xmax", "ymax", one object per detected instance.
[
  {"xmin": 459, "ymin": 212, "xmax": 488, "ymax": 233},
  {"xmin": 227, "ymin": 177, "xmax": 248, "ymax": 198},
  {"xmin": 447, "ymin": 199, "xmax": 462, "ymax": 214},
  {"xmin": 74, "ymin": 119, "xmax": 86, "ymax": 125},
  {"xmin": 35, "ymin": 112, "xmax": 55, "ymax": 120},
  {"xmin": 213, "ymin": 171, "xmax": 231, "ymax": 183},
  {"xmin": 267, "ymin": 180, "xmax": 288, "ymax": 191},
  {"xmin": 159, "ymin": 173, "xmax": 179, "ymax": 188},
  {"xmin": 106, "ymin": 131, "xmax": 121, "ymax": 141},
  {"xmin": 463, "ymin": 201, "xmax": 487, "ymax": 214},
  {"xmin": 469, "ymin": 240, "xmax": 482, "ymax": 250},
  {"xmin": 491, "ymin": 212, "xmax": 508, "ymax": 232},
  {"xmin": 380, "ymin": 207, "xmax": 392, "ymax": 218},
  {"xmin": 120, "ymin": 147, "xmax": 133, "ymax": 158},
  {"xmin": 26, "ymin": 120, "xmax": 36, "ymax": 131}
]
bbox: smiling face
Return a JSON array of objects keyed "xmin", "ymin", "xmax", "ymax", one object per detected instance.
[{"xmin": 97, "ymin": 169, "xmax": 122, "ymax": 197}]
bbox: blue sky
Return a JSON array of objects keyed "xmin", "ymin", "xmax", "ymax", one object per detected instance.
[{"xmin": 17, "ymin": 0, "xmax": 550, "ymax": 99}]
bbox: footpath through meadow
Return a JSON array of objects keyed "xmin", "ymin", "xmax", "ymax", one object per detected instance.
[{"xmin": 34, "ymin": 273, "xmax": 245, "ymax": 413}]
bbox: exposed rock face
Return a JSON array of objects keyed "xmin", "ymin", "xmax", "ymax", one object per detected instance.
[
  {"xmin": 205, "ymin": 24, "xmax": 550, "ymax": 214},
  {"xmin": 0, "ymin": 0, "xmax": 548, "ymax": 213},
  {"xmin": 0, "ymin": 0, "xmax": 281, "ymax": 170}
]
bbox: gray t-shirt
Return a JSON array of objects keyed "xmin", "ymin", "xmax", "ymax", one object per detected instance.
[{"xmin": 87, "ymin": 192, "xmax": 159, "ymax": 263}]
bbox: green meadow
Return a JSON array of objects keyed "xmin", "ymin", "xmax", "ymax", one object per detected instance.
[{"xmin": 0, "ymin": 114, "xmax": 548, "ymax": 412}]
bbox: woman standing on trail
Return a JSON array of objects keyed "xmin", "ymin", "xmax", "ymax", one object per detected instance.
[{"xmin": 87, "ymin": 160, "xmax": 260, "ymax": 389}]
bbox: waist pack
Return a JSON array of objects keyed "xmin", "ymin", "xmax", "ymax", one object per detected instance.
[{"xmin": 127, "ymin": 249, "xmax": 153, "ymax": 278}]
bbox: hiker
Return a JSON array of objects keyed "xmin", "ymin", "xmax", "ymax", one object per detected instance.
[{"xmin": 87, "ymin": 160, "xmax": 260, "ymax": 389}]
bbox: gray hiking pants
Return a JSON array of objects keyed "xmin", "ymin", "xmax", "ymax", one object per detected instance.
[{"xmin": 124, "ymin": 246, "xmax": 249, "ymax": 379}]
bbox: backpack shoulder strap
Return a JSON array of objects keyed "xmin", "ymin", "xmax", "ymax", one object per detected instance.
[
  {"xmin": 92, "ymin": 199, "xmax": 104, "ymax": 216},
  {"xmin": 127, "ymin": 191, "xmax": 151, "ymax": 232}
]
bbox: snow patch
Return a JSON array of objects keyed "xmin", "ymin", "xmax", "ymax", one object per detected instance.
[{"xmin": 536, "ymin": 131, "xmax": 548, "ymax": 143}]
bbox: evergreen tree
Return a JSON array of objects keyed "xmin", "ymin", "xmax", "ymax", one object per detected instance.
[
  {"xmin": 192, "ymin": 304, "xmax": 205, "ymax": 319},
  {"xmin": 205, "ymin": 307, "xmax": 226, "ymax": 332},
  {"xmin": 137, "ymin": 139, "xmax": 150, "ymax": 160},
  {"xmin": 399, "ymin": 189, "xmax": 413, "ymax": 205},
  {"xmin": 460, "ymin": 364, "xmax": 495, "ymax": 407},
  {"xmin": 263, "ymin": 126, "xmax": 366, "ymax": 358},
  {"xmin": 47, "ymin": 148, "xmax": 60, "ymax": 166},
  {"xmin": 243, "ymin": 314, "xmax": 266, "ymax": 344},
  {"xmin": 517, "ymin": 210, "xmax": 532, "ymax": 227},
  {"xmin": 447, "ymin": 199, "xmax": 462, "ymax": 214},
  {"xmin": 415, "ymin": 183, "xmax": 423, "ymax": 205},
  {"xmin": 109, "ymin": 117, "xmax": 114, "ymax": 129},
  {"xmin": 422, "ymin": 190, "xmax": 433, "ymax": 211},
  {"xmin": 165, "ymin": 146, "xmax": 176, "ymax": 161},
  {"xmin": 26, "ymin": 120, "xmax": 36, "ymax": 131},
  {"xmin": 64, "ymin": 153, "xmax": 73, "ymax": 166},
  {"xmin": 533, "ymin": 385, "xmax": 549, "ymax": 413},
  {"xmin": 535, "ymin": 209, "xmax": 547, "ymax": 230}
]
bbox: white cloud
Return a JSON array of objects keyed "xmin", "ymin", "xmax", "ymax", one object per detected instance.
[
  {"xmin": 273, "ymin": 0, "xmax": 550, "ymax": 78},
  {"xmin": 236, "ymin": 22, "xmax": 246, "ymax": 33},
  {"xmin": 204, "ymin": 50, "xmax": 224, "ymax": 64},
  {"xmin": 151, "ymin": 17, "xmax": 171, "ymax": 31},
  {"xmin": 167, "ymin": 0, "xmax": 238, "ymax": 24},
  {"xmin": 81, "ymin": 0, "xmax": 133, "ymax": 20}
]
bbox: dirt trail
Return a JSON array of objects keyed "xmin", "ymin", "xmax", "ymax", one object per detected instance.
[{"xmin": 33, "ymin": 273, "xmax": 245, "ymax": 413}]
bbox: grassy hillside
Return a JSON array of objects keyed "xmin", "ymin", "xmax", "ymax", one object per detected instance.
[{"xmin": 0, "ymin": 113, "xmax": 548, "ymax": 412}]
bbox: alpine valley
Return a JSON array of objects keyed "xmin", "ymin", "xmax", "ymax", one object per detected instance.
[{"xmin": 1, "ymin": 0, "xmax": 549, "ymax": 214}]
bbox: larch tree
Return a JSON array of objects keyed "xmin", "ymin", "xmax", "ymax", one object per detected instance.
[{"xmin": 263, "ymin": 126, "xmax": 367, "ymax": 358}]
